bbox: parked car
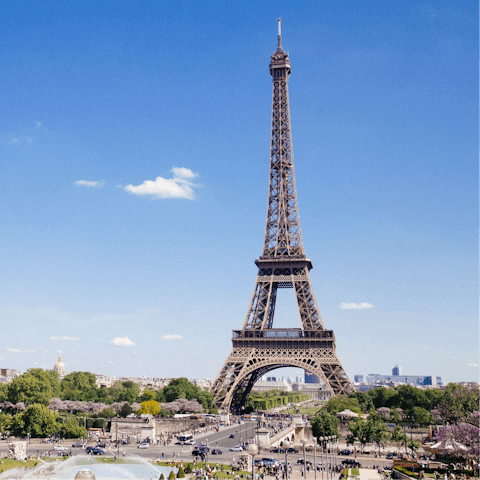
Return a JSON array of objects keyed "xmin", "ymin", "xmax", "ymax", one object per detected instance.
[
  {"xmin": 96, "ymin": 443, "xmax": 107, "ymax": 448},
  {"xmin": 260, "ymin": 458, "xmax": 279, "ymax": 467},
  {"xmin": 342, "ymin": 459, "xmax": 361, "ymax": 467},
  {"xmin": 338, "ymin": 449, "xmax": 352, "ymax": 456},
  {"xmin": 211, "ymin": 449, "xmax": 222, "ymax": 455},
  {"xmin": 71, "ymin": 442, "xmax": 84, "ymax": 448},
  {"xmin": 185, "ymin": 439, "xmax": 196, "ymax": 445},
  {"xmin": 42, "ymin": 439, "xmax": 53, "ymax": 443},
  {"xmin": 270, "ymin": 447, "xmax": 285, "ymax": 453},
  {"xmin": 192, "ymin": 450, "xmax": 206, "ymax": 457},
  {"xmin": 287, "ymin": 447, "xmax": 298, "ymax": 453},
  {"xmin": 229, "ymin": 434, "xmax": 236, "ymax": 438},
  {"xmin": 386, "ymin": 453, "xmax": 394, "ymax": 459},
  {"xmin": 54, "ymin": 445, "xmax": 68, "ymax": 451},
  {"xmin": 137, "ymin": 443, "xmax": 149, "ymax": 449},
  {"xmin": 229, "ymin": 446, "xmax": 243, "ymax": 452},
  {"xmin": 297, "ymin": 459, "xmax": 312, "ymax": 465}
]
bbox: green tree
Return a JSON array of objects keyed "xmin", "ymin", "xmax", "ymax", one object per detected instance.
[
  {"xmin": 326, "ymin": 395, "xmax": 362, "ymax": 415},
  {"xmin": 368, "ymin": 387, "xmax": 398, "ymax": 409},
  {"xmin": 7, "ymin": 369, "xmax": 60, "ymax": 406},
  {"xmin": 138, "ymin": 389, "xmax": 156, "ymax": 403},
  {"xmin": 108, "ymin": 381, "xmax": 140, "ymax": 403},
  {"xmin": 138, "ymin": 400, "xmax": 161, "ymax": 416},
  {"xmin": 396, "ymin": 385, "xmax": 428, "ymax": 412},
  {"xmin": 60, "ymin": 417, "xmax": 87, "ymax": 439},
  {"xmin": 411, "ymin": 406, "xmax": 432, "ymax": 427},
  {"xmin": 168, "ymin": 470, "xmax": 176, "ymax": 480},
  {"xmin": 436, "ymin": 383, "xmax": 479, "ymax": 423},
  {"xmin": 390, "ymin": 425, "xmax": 408, "ymax": 445},
  {"xmin": 61, "ymin": 372, "xmax": 99, "ymax": 401},
  {"xmin": 177, "ymin": 466, "xmax": 185, "ymax": 478},
  {"xmin": 119, "ymin": 403, "xmax": 133, "ymax": 417},
  {"xmin": 349, "ymin": 391, "xmax": 374, "ymax": 413},
  {"xmin": 311, "ymin": 411, "xmax": 339, "ymax": 439},
  {"xmin": 11, "ymin": 403, "xmax": 58, "ymax": 437},
  {"xmin": 163, "ymin": 378, "xmax": 197, "ymax": 402},
  {"xmin": 0, "ymin": 412, "xmax": 12, "ymax": 436},
  {"xmin": 0, "ymin": 383, "xmax": 7, "ymax": 402},
  {"xmin": 185, "ymin": 464, "xmax": 193, "ymax": 474}
]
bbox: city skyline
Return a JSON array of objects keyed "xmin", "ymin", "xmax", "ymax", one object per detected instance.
[{"xmin": 1, "ymin": 1, "xmax": 478, "ymax": 384}]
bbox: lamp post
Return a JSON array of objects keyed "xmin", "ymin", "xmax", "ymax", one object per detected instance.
[
  {"xmin": 319, "ymin": 437, "xmax": 324, "ymax": 480},
  {"xmin": 247, "ymin": 443, "xmax": 258, "ymax": 480},
  {"xmin": 313, "ymin": 439, "xmax": 317, "ymax": 480},
  {"xmin": 326, "ymin": 436, "xmax": 331, "ymax": 480},
  {"xmin": 283, "ymin": 439, "xmax": 290, "ymax": 480},
  {"xmin": 300, "ymin": 438, "xmax": 307, "ymax": 479}
]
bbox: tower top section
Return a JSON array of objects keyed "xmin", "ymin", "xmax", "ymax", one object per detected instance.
[{"xmin": 270, "ymin": 19, "xmax": 291, "ymax": 78}]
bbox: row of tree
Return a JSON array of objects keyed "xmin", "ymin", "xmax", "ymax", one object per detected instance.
[
  {"xmin": 0, "ymin": 371, "xmax": 214, "ymax": 413},
  {"xmin": 323, "ymin": 383, "xmax": 478, "ymax": 425}
]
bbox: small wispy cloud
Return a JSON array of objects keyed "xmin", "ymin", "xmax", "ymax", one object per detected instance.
[
  {"xmin": 124, "ymin": 167, "xmax": 199, "ymax": 200},
  {"xmin": 340, "ymin": 302, "xmax": 374, "ymax": 310},
  {"xmin": 161, "ymin": 334, "xmax": 183, "ymax": 340},
  {"xmin": 467, "ymin": 362, "xmax": 478, "ymax": 367},
  {"xmin": 110, "ymin": 337, "xmax": 136, "ymax": 347},
  {"xmin": 7, "ymin": 348, "xmax": 34, "ymax": 353},
  {"xmin": 51, "ymin": 336, "xmax": 80, "ymax": 341},
  {"xmin": 74, "ymin": 180, "xmax": 105, "ymax": 188}
]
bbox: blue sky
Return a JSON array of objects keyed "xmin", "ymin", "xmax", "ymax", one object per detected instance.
[{"xmin": 1, "ymin": 1, "xmax": 478, "ymax": 385}]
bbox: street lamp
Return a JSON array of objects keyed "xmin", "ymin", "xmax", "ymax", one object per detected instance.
[
  {"xmin": 326, "ymin": 436, "xmax": 332, "ymax": 480},
  {"xmin": 283, "ymin": 439, "xmax": 290, "ymax": 480},
  {"xmin": 313, "ymin": 439, "xmax": 317, "ymax": 480},
  {"xmin": 300, "ymin": 438, "xmax": 307, "ymax": 479},
  {"xmin": 319, "ymin": 437, "xmax": 324, "ymax": 480},
  {"xmin": 246, "ymin": 443, "xmax": 258, "ymax": 480}
]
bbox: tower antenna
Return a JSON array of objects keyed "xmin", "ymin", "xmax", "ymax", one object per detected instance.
[{"xmin": 277, "ymin": 18, "xmax": 282, "ymax": 50}]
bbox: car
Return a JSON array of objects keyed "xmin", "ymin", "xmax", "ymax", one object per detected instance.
[
  {"xmin": 338, "ymin": 449, "xmax": 352, "ymax": 456},
  {"xmin": 229, "ymin": 446, "xmax": 243, "ymax": 452},
  {"xmin": 192, "ymin": 450, "xmax": 206, "ymax": 457},
  {"xmin": 54, "ymin": 445, "xmax": 68, "ymax": 451},
  {"xmin": 229, "ymin": 434, "xmax": 236, "ymax": 438},
  {"xmin": 211, "ymin": 449, "xmax": 223, "ymax": 455},
  {"xmin": 287, "ymin": 447, "xmax": 298, "ymax": 453},
  {"xmin": 121, "ymin": 440, "xmax": 130, "ymax": 445},
  {"xmin": 297, "ymin": 459, "xmax": 312, "ymax": 465},
  {"xmin": 386, "ymin": 453, "xmax": 394, "ymax": 459},
  {"xmin": 42, "ymin": 438, "xmax": 53, "ymax": 443},
  {"xmin": 86, "ymin": 446, "xmax": 106, "ymax": 455},
  {"xmin": 260, "ymin": 458, "xmax": 279, "ymax": 467},
  {"xmin": 342, "ymin": 459, "xmax": 361, "ymax": 467},
  {"xmin": 71, "ymin": 442, "xmax": 84, "ymax": 448},
  {"xmin": 270, "ymin": 448, "xmax": 285, "ymax": 453},
  {"xmin": 96, "ymin": 443, "xmax": 107, "ymax": 448},
  {"xmin": 137, "ymin": 443, "xmax": 149, "ymax": 449},
  {"xmin": 185, "ymin": 439, "xmax": 196, "ymax": 445}
]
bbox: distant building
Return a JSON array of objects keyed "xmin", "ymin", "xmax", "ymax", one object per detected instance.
[
  {"xmin": 252, "ymin": 380, "xmax": 292, "ymax": 392},
  {"xmin": 0, "ymin": 368, "xmax": 20, "ymax": 384},
  {"xmin": 366, "ymin": 373, "xmax": 442, "ymax": 386},
  {"xmin": 392, "ymin": 365, "xmax": 402, "ymax": 376},
  {"xmin": 54, "ymin": 356, "xmax": 67, "ymax": 379},
  {"xmin": 304, "ymin": 370, "xmax": 320, "ymax": 383},
  {"xmin": 354, "ymin": 374, "xmax": 364, "ymax": 383}
]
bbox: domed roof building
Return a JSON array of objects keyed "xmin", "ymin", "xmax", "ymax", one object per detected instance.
[{"xmin": 54, "ymin": 355, "xmax": 67, "ymax": 379}]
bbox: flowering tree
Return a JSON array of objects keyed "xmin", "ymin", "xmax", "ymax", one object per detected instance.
[
  {"xmin": 434, "ymin": 412, "xmax": 479, "ymax": 460},
  {"xmin": 161, "ymin": 399, "xmax": 204, "ymax": 414}
]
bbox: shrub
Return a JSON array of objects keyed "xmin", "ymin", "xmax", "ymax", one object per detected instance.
[
  {"xmin": 185, "ymin": 464, "xmax": 193, "ymax": 474},
  {"xmin": 177, "ymin": 466, "xmax": 185, "ymax": 478},
  {"xmin": 168, "ymin": 471, "xmax": 176, "ymax": 480}
]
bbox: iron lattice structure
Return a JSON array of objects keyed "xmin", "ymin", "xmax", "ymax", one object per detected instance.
[{"xmin": 210, "ymin": 21, "xmax": 354, "ymax": 412}]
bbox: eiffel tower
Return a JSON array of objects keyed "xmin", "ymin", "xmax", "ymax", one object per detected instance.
[{"xmin": 210, "ymin": 20, "xmax": 354, "ymax": 413}]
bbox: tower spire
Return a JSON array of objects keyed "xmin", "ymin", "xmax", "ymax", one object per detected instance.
[{"xmin": 277, "ymin": 18, "xmax": 282, "ymax": 51}]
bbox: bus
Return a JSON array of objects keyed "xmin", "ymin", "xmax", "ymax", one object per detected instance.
[{"xmin": 177, "ymin": 433, "xmax": 194, "ymax": 444}]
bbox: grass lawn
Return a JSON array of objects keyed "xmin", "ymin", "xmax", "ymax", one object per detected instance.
[
  {"xmin": 0, "ymin": 458, "xmax": 42, "ymax": 473},
  {"xmin": 156, "ymin": 462, "xmax": 250, "ymax": 479}
]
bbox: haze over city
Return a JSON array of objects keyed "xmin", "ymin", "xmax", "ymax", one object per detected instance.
[{"xmin": 1, "ymin": 1, "xmax": 477, "ymax": 384}]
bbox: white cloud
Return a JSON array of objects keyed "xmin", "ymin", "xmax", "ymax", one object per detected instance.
[
  {"xmin": 51, "ymin": 336, "xmax": 80, "ymax": 341},
  {"xmin": 161, "ymin": 334, "xmax": 184, "ymax": 340},
  {"xmin": 124, "ymin": 167, "xmax": 199, "ymax": 200},
  {"xmin": 7, "ymin": 348, "xmax": 34, "ymax": 353},
  {"xmin": 109, "ymin": 337, "xmax": 136, "ymax": 347},
  {"xmin": 467, "ymin": 362, "xmax": 478, "ymax": 367},
  {"xmin": 74, "ymin": 180, "xmax": 105, "ymax": 188},
  {"xmin": 340, "ymin": 302, "xmax": 374, "ymax": 310}
]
